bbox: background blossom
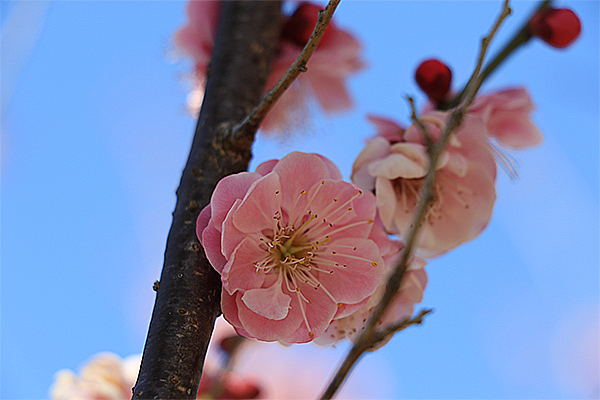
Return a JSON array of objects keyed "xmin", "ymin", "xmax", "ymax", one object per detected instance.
[{"xmin": 173, "ymin": 1, "xmax": 364, "ymax": 134}]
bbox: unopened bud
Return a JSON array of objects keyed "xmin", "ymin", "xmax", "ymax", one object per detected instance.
[
  {"xmin": 415, "ymin": 59, "xmax": 452, "ymax": 103},
  {"xmin": 528, "ymin": 7, "xmax": 581, "ymax": 48},
  {"xmin": 281, "ymin": 2, "xmax": 334, "ymax": 48}
]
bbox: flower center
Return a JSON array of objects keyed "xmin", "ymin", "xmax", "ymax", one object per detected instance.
[{"xmin": 251, "ymin": 181, "xmax": 376, "ymax": 338}]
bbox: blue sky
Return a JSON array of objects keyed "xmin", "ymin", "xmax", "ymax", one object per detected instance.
[{"xmin": 2, "ymin": 1, "xmax": 598, "ymax": 399}]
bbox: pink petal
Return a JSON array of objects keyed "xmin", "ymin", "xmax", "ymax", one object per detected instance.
[
  {"xmin": 236, "ymin": 293, "xmax": 303, "ymax": 342},
  {"xmin": 202, "ymin": 222, "xmax": 228, "ymax": 274},
  {"xmin": 444, "ymin": 152, "xmax": 469, "ymax": 178},
  {"xmin": 469, "ymin": 88, "xmax": 543, "ymax": 148},
  {"xmin": 221, "ymin": 291, "xmax": 251, "ymax": 338},
  {"xmin": 375, "ymin": 177, "xmax": 401, "ymax": 234},
  {"xmin": 254, "ymin": 159, "xmax": 279, "ymax": 176},
  {"xmin": 241, "ymin": 274, "xmax": 291, "ymax": 321},
  {"xmin": 231, "ymin": 172, "xmax": 282, "ymax": 234},
  {"xmin": 196, "ymin": 204, "xmax": 212, "ymax": 245},
  {"xmin": 210, "ymin": 172, "xmax": 262, "ymax": 232},
  {"xmin": 281, "ymin": 282, "xmax": 339, "ymax": 343},
  {"xmin": 314, "ymin": 153, "xmax": 343, "ymax": 180},
  {"xmin": 334, "ymin": 297, "xmax": 370, "ymax": 319},
  {"xmin": 220, "ymin": 199, "xmax": 245, "ymax": 259},
  {"xmin": 366, "ymin": 115, "xmax": 405, "ymax": 142},
  {"xmin": 486, "ymin": 110, "xmax": 543, "ymax": 148},
  {"xmin": 272, "ymin": 152, "xmax": 337, "ymax": 211},
  {"xmin": 315, "ymin": 237, "xmax": 384, "ymax": 304},
  {"xmin": 307, "ymin": 75, "xmax": 352, "ymax": 113},
  {"xmin": 415, "ymin": 164, "xmax": 496, "ymax": 258},
  {"xmin": 351, "ymin": 137, "xmax": 391, "ymax": 191},
  {"xmin": 221, "ymin": 237, "xmax": 266, "ymax": 294},
  {"xmin": 173, "ymin": 1, "xmax": 220, "ymax": 63}
]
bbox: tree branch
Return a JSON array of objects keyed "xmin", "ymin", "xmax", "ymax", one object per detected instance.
[
  {"xmin": 132, "ymin": 2, "xmax": 281, "ymax": 398},
  {"xmin": 442, "ymin": 0, "xmax": 550, "ymax": 110},
  {"xmin": 319, "ymin": 2, "xmax": 512, "ymax": 398}
]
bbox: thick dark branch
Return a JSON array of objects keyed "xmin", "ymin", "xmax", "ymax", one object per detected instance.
[{"xmin": 132, "ymin": 2, "xmax": 281, "ymax": 399}]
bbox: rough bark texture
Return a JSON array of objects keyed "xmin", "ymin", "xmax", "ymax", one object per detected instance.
[{"xmin": 132, "ymin": 2, "xmax": 281, "ymax": 399}]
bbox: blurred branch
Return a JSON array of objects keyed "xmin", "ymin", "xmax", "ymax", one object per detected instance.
[
  {"xmin": 319, "ymin": 1, "xmax": 512, "ymax": 398},
  {"xmin": 132, "ymin": 2, "xmax": 281, "ymax": 398}
]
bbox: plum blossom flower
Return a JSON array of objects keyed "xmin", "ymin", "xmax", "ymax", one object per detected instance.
[
  {"xmin": 315, "ymin": 224, "xmax": 428, "ymax": 348},
  {"xmin": 173, "ymin": 1, "xmax": 364, "ymax": 134},
  {"xmin": 352, "ymin": 113, "xmax": 497, "ymax": 258},
  {"xmin": 50, "ymin": 353, "xmax": 140, "ymax": 400},
  {"xmin": 197, "ymin": 152, "xmax": 390, "ymax": 343},
  {"xmin": 468, "ymin": 87, "xmax": 543, "ymax": 149}
]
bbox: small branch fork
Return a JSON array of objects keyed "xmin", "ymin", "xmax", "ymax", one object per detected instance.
[
  {"xmin": 442, "ymin": 0, "xmax": 552, "ymax": 110},
  {"xmin": 234, "ymin": 0, "xmax": 341, "ymax": 138},
  {"xmin": 319, "ymin": 1, "xmax": 513, "ymax": 399}
]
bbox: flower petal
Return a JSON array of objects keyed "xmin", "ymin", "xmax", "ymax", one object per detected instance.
[
  {"xmin": 232, "ymin": 172, "xmax": 282, "ymax": 233},
  {"xmin": 210, "ymin": 172, "xmax": 262, "ymax": 232},
  {"xmin": 375, "ymin": 177, "xmax": 401, "ymax": 234},
  {"xmin": 236, "ymin": 293, "xmax": 303, "ymax": 342},
  {"xmin": 241, "ymin": 274, "xmax": 291, "ymax": 321},
  {"xmin": 221, "ymin": 237, "xmax": 266, "ymax": 294},
  {"xmin": 202, "ymin": 222, "xmax": 227, "ymax": 274},
  {"xmin": 351, "ymin": 137, "xmax": 391, "ymax": 191},
  {"xmin": 315, "ymin": 237, "xmax": 384, "ymax": 304},
  {"xmin": 368, "ymin": 151, "xmax": 427, "ymax": 180},
  {"xmin": 281, "ymin": 282, "xmax": 339, "ymax": 343}
]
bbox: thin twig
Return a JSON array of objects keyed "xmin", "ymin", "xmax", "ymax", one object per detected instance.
[
  {"xmin": 442, "ymin": 0, "xmax": 551, "ymax": 110},
  {"xmin": 406, "ymin": 95, "xmax": 432, "ymax": 147},
  {"xmin": 319, "ymin": 2, "xmax": 512, "ymax": 398},
  {"xmin": 233, "ymin": 0, "xmax": 341, "ymax": 138},
  {"xmin": 370, "ymin": 309, "xmax": 434, "ymax": 346}
]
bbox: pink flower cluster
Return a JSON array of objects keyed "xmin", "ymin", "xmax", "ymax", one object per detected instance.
[
  {"xmin": 352, "ymin": 88, "xmax": 542, "ymax": 257},
  {"xmin": 174, "ymin": 2, "xmax": 364, "ymax": 134}
]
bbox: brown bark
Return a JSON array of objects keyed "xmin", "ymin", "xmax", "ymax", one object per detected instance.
[{"xmin": 132, "ymin": 2, "xmax": 281, "ymax": 398}]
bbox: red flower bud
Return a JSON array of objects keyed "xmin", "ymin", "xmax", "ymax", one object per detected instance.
[
  {"xmin": 281, "ymin": 2, "xmax": 334, "ymax": 48},
  {"xmin": 415, "ymin": 59, "xmax": 452, "ymax": 103},
  {"xmin": 528, "ymin": 8, "xmax": 581, "ymax": 48}
]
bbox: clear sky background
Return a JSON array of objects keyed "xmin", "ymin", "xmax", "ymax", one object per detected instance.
[{"xmin": 2, "ymin": 1, "xmax": 598, "ymax": 399}]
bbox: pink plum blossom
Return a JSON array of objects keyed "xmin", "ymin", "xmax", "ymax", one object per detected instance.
[
  {"xmin": 352, "ymin": 113, "xmax": 497, "ymax": 258},
  {"xmin": 197, "ymin": 152, "xmax": 391, "ymax": 343},
  {"xmin": 468, "ymin": 87, "xmax": 543, "ymax": 149},
  {"xmin": 173, "ymin": 1, "xmax": 364, "ymax": 134},
  {"xmin": 315, "ymin": 223, "xmax": 428, "ymax": 348}
]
